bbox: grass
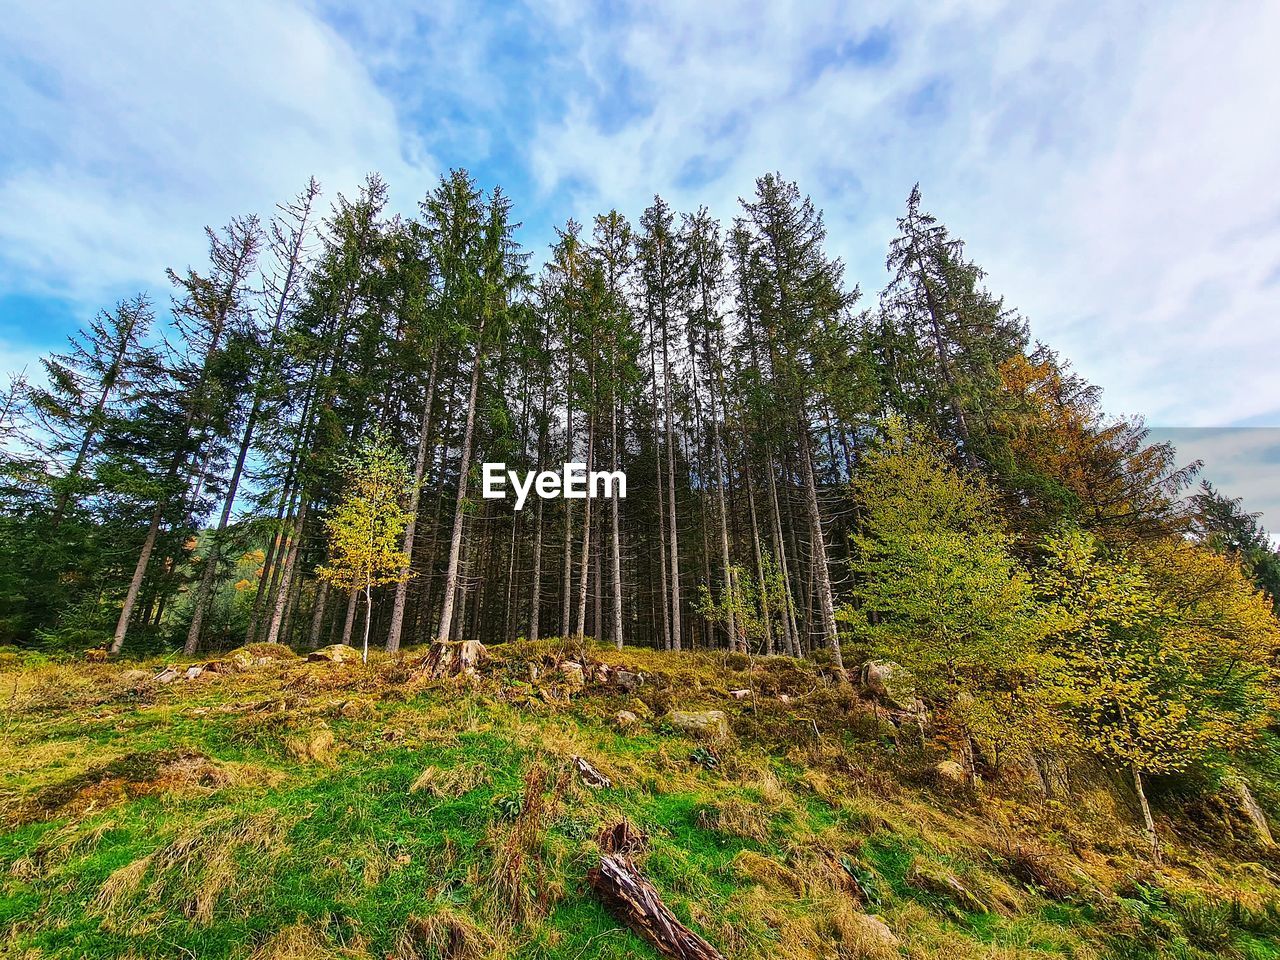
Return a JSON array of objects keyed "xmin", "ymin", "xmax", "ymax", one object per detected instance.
[{"xmin": 0, "ymin": 640, "xmax": 1277, "ymax": 959}]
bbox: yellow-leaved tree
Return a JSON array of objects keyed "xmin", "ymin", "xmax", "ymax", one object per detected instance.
[
  {"xmin": 1037, "ymin": 527, "xmax": 1279, "ymax": 860},
  {"xmin": 317, "ymin": 433, "xmax": 413, "ymax": 663}
]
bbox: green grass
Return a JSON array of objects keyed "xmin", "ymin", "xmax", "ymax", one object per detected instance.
[{"xmin": 1, "ymin": 645, "xmax": 1278, "ymax": 959}]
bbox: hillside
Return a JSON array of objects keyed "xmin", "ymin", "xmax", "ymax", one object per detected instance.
[{"xmin": 2, "ymin": 640, "xmax": 1278, "ymax": 960}]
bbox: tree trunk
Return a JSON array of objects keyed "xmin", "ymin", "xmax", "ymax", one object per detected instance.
[
  {"xmin": 265, "ymin": 500, "xmax": 308, "ymax": 645},
  {"xmin": 1132, "ymin": 765, "xmax": 1161, "ymax": 863},
  {"xmin": 387, "ymin": 347, "xmax": 439, "ymax": 652},
  {"xmin": 436, "ymin": 331, "xmax": 485, "ymax": 642},
  {"xmin": 574, "ymin": 410, "xmax": 595, "ymax": 637},
  {"xmin": 797, "ymin": 425, "xmax": 844, "ymax": 677},
  {"xmin": 610, "ymin": 380, "xmax": 625, "ymax": 650},
  {"xmin": 110, "ymin": 503, "xmax": 164, "ymax": 654},
  {"xmin": 662, "ymin": 326, "xmax": 681, "ymax": 651}
]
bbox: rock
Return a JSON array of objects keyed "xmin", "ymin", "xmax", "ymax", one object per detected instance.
[
  {"xmin": 907, "ymin": 862, "xmax": 987, "ymax": 913},
  {"xmin": 847, "ymin": 913, "xmax": 899, "ymax": 955},
  {"xmin": 777, "ymin": 693, "xmax": 792, "ymax": 705},
  {"xmin": 119, "ymin": 669, "xmax": 151, "ymax": 684},
  {"xmin": 307, "ymin": 644, "xmax": 361, "ymax": 664},
  {"xmin": 591, "ymin": 663, "xmax": 612, "ymax": 683},
  {"xmin": 665, "ymin": 709, "xmax": 730, "ymax": 740},
  {"xmin": 153, "ymin": 667, "xmax": 181, "ymax": 684},
  {"xmin": 934, "ymin": 760, "xmax": 967, "ymax": 785},
  {"xmin": 728, "ymin": 689, "xmax": 752, "ymax": 700},
  {"xmin": 861, "ymin": 660, "xmax": 917, "ymax": 710},
  {"xmin": 559, "ymin": 661, "xmax": 585, "ymax": 688},
  {"xmin": 183, "ymin": 665, "xmax": 206, "ymax": 681},
  {"xmin": 615, "ymin": 669, "xmax": 644, "ymax": 692},
  {"xmin": 615, "ymin": 710, "xmax": 640, "ymax": 729},
  {"xmin": 1227, "ymin": 774, "xmax": 1274, "ymax": 846}
]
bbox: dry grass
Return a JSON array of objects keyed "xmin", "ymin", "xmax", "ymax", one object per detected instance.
[
  {"xmin": 698, "ymin": 795, "xmax": 772, "ymax": 842},
  {"xmin": 396, "ymin": 910, "xmax": 496, "ymax": 960},
  {"xmin": 90, "ymin": 809, "xmax": 290, "ymax": 930},
  {"xmin": 486, "ymin": 765, "xmax": 568, "ymax": 929},
  {"xmin": 249, "ymin": 920, "xmax": 370, "ymax": 960},
  {"xmin": 284, "ymin": 725, "xmax": 338, "ymax": 764},
  {"xmin": 409, "ymin": 763, "xmax": 490, "ymax": 798}
]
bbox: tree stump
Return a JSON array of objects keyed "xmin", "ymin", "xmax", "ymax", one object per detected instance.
[{"xmin": 418, "ymin": 640, "xmax": 488, "ymax": 679}]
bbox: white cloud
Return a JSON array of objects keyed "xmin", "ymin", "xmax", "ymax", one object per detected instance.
[
  {"xmin": 524, "ymin": 0, "xmax": 1280, "ymax": 429},
  {"xmin": 0, "ymin": 0, "xmax": 433, "ymax": 304}
]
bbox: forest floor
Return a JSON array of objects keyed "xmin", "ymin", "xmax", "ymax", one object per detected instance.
[{"xmin": 1, "ymin": 639, "xmax": 1279, "ymax": 960}]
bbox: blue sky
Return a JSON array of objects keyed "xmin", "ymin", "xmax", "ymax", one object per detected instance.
[{"xmin": 2, "ymin": 0, "xmax": 1279, "ymax": 525}]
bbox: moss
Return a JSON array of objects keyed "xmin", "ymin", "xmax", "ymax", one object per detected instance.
[{"xmin": 0, "ymin": 649, "xmax": 1277, "ymax": 960}]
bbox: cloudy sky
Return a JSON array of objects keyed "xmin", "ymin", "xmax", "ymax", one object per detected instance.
[{"xmin": 2, "ymin": 1, "xmax": 1278, "ymax": 523}]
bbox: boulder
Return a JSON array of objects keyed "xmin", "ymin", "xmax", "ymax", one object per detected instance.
[
  {"xmin": 559, "ymin": 661, "xmax": 585, "ymax": 688},
  {"xmin": 728, "ymin": 688, "xmax": 752, "ymax": 700},
  {"xmin": 861, "ymin": 660, "xmax": 917, "ymax": 710},
  {"xmin": 614, "ymin": 669, "xmax": 644, "ymax": 692},
  {"xmin": 183, "ymin": 665, "xmax": 205, "ymax": 681},
  {"xmin": 665, "ymin": 709, "xmax": 730, "ymax": 740},
  {"xmin": 615, "ymin": 710, "xmax": 640, "ymax": 730},
  {"xmin": 934, "ymin": 760, "xmax": 967, "ymax": 785},
  {"xmin": 307, "ymin": 644, "xmax": 361, "ymax": 664},
  {"xmin": 118, "ymin": 669, "xmax": 151, "ymax": 684}
]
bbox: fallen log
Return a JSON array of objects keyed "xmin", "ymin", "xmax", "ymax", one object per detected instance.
[
  {"xmin": 588, "ymin": 850, "xmax": 725, "ymax": 960},
  {"xmin": 572, "ymin": 756, "xmax": 612, "ymax": 789}
]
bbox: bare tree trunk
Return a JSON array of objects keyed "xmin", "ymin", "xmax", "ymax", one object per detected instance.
[
  {"xmin": 110, "ymin": 504, "xmax": 164, "ymax": 654},
  {"xmin": 1133, "ymin": 765, "xmax": 1161, "ymax": 863},
  {"xmin": 341, "ymin": 591, "xmax": 358, "ymax": 646},
  {"xmin": 662, "ymin": 325, "xmax": 681, "ymax": 651},
  {"xmin": 308, "ymin": 579, "xmax": 329, "ymax": 649},
  {"xmin": 574, "ymin": 410, "xmax": 596, "ymax": 637},
  {"xmin": 387, "ymin": 347, "xmax": 439, "ymax": 652},
  {"xmin": 797, "ymin": 424, "xmax": 844, "ymax": 677},
  {"xmin": 649, "ymin": 324, "xmax": 672, "ymax": 651},
  {"xmin": 764, "ymin": 450, "xmax": 798, "ymax": 657},
  {"xmin": 743, "ymin": 460, "xmax": 772, "ymax": 655},
  {"xmin": 265, "ymin": 500, "xmax": 308, "ymax": 645},
  {"xmin": 184, "ymin": 396, "xmax": 259, "ymax": 655},
  {"xmin": 436, "ymin": 331, "xmax": 486, "ymax": 642},
  {"xmin": 610, "ymin": 381, "xmax": 624, "ymax": 649}
]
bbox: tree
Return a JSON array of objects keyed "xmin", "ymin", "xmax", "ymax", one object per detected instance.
[
  {"xmin": 735, "ymin": 174, "xmax": 855, "ymax": 674},
  {"xmin": 843, "ymin": 419, "xmax": 1043, "ymax": 780},
  {"xmin": 317, "ymin": 433, "xmax": 413, "ymax": 663},
  {"xmin": 1037, "ymin": 527, "xmax": 1279, "ymax": 860},
  {"xmin": 991, "ymin": 346, "xmax": 1199, "ymax": 543},
  {"xmin": 879, "ymin": 185, "xmax": 1026, "ymax": 465},
  {"xmin": 1189, "ymin": 480, "xmax": 1280, "ymax": 614}
]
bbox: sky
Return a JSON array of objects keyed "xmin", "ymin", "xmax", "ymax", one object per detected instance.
[{"xmin": 1, "ymin": 0, "xmax": 1278, "ymax": 526}]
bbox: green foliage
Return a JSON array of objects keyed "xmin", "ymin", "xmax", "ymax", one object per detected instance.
[{"xmin": 843, "ymin": 419, "xmax": 1043, "ymax": 703}]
